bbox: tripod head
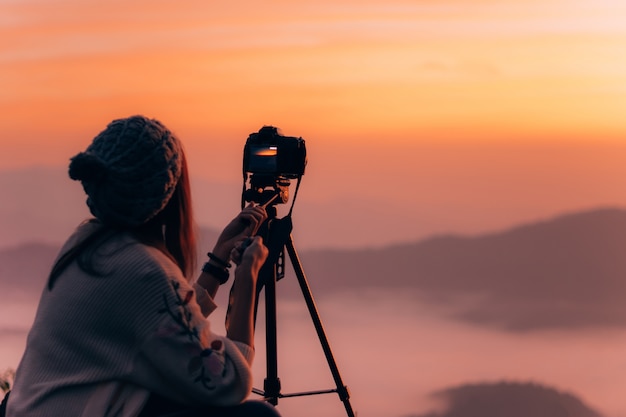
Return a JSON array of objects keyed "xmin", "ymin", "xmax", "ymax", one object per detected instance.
[
  {"xmin": 243, "ymin": 177, "xmax": 294, "ymax": 286},
  {"xmin": 241, "ymin": 173, "xmax": 292, "ymax": 274},
  {"xmin": 242, "ymin": 174, "xmax": 290, "ymax": 210}
]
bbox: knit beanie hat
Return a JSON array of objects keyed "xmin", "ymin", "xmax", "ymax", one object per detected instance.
[{"xmin": 68, "ymin": 115, "xmax": 183, "ymax": 227}]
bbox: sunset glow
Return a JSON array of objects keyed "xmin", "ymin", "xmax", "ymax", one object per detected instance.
[
  {"xmin": 2, "ymin": 0, "xmax": 626, "ymax": 153},
  {"xmin": 1, "ymin": 0, "xmax": 626, "ymax": 246}
]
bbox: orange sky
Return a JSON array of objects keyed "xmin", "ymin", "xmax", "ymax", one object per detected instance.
[{"xmin": 1, "ymin": 0, "xmax": 626, "ymax": 246}]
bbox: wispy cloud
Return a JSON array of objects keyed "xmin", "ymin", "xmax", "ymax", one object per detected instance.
[{"xmin": 0, "ymin": 0, "xmax": 624, "ymax": 163}]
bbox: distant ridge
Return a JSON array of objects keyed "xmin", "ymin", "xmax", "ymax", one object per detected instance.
[
  {"xmin": 1, "ymin": 208, "xmax": 625, "ymax": 331},
  {"xmin": 415, "ymin": 381, "xmax": 604, "ymax": 417},
  {"xmin": 298, "ymin": 207, "xmax": 626, "ymax": 331},
  {"xmin": 0, "ymin": 242, "xmax": 59, "ymax": 298},
  {"xmin": 0, "ymin": 166, "xmax": 90, "ymax": 249}
]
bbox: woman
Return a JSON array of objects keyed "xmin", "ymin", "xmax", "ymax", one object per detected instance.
[{"xmin": 6, "ymin": 116, "xmax": 281, "ymax": 417}]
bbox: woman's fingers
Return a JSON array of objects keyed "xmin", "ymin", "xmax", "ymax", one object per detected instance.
[{"xmin": 240, "ymin": 204, "xmax": 267, "ymax": 235}]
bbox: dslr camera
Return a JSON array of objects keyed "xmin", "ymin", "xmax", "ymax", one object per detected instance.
[
  {"xmin": 243, "ymin": 126, "xmax": 306, "ymax": 178},
  {"xmin": 242, "ymin": 126, "xmax": 307, "ymax": 206}
]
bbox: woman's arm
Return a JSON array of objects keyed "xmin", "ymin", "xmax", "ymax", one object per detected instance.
[
  {"xmin": 225, "ymin": 236, "xmax": 268, "ymax": 346},
  {"xmin": 137, "ymin": 237, "xmax": 268, "ymax": 406}
]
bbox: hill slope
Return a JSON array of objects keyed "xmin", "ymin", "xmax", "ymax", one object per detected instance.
[
  {"xmin": 297, "ymin": 207, "xmax": 626, "ymax": 331},
  {"xmin": 415, "ymin": 381, "xmax": 604, "ymax": 417}
]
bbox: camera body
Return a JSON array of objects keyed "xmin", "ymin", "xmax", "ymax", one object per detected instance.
[{"xmin": 243, "ymin": 126, "xmax": 306, "ymax": 178}]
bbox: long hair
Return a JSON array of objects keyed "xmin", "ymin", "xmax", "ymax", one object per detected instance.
[
  {"xmin": 151, "ymin": 150, "xmax": 197, "ymax": 279},
  {"xmin": 48, "ymin": 150, "xmax": 197, "ymax": 289}
]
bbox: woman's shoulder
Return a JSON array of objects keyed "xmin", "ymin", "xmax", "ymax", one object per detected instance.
[
  {"xmin": 55, "ymin": 220, "xmax": 188, "ymax": 296},
  {"xmin": 107, "ymin": 232, "xmax": 182, "ymax": 280},
  {"xmin": 67, "ymin": 221, "xmax": 182, "ymax": 280}
]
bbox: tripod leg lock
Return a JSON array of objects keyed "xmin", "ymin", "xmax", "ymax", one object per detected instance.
[
  {"xmin": 337, "ymin": 385, "xmax": 351, "ymax": 401},
  {"xmin": 263, "ymin": 377, "xmax": 282, "ymax": 405}
]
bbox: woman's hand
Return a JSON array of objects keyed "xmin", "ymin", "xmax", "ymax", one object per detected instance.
[
  {"xmin": 230, "ymin": 236, "xmax": 268, "ymax": 271},
  {"xmin": 211, "ymin": 203, "xmax": 267, "ymax": 261}
]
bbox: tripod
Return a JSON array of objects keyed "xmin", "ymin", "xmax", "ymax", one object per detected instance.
[{"xmin": 251, "ymin": 204, "xmax": 356, "ymax": 417}]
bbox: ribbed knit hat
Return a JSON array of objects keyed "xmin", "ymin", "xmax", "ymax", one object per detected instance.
[{"xmin": 68, "ymin": 115, "xmax": 183, "ymax": 227}]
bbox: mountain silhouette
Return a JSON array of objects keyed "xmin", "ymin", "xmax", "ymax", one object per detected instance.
[
  {"xmin": 413, "ymin": 381, "xmax": 604, "ymax": 417},
  {"xmin": 1, "ymin": 208, "xmax": 625, "ymax": 331},
  {"xmin": 0, "ymin": 242, "xmax": 59, "ymax": 300},
  {"xmin": 0, "ymin": 167, "xmax": 90, "ymax": 248},
  {"xmin": 296, "ymin": 207, "xmax": 626, "ymax": 331}
]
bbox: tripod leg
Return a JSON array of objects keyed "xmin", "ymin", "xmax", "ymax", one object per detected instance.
[
  {"xmin": 285, "ymin": 235, "xmax": 356, "ymax": 417},
  {"xmin": 255, "ymin": 214, "xmax": 283, "ymax": 405},
  {"xmin": 263, "ymin": 262, "xmax": 281, "ymax": 405}
]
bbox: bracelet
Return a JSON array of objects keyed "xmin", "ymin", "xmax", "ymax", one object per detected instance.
[
  {"xmin": 202, "ymin": 262, "xmax": 230, "ymax": 285},
  {"xmin": 207, "ymin": 252, "xmax": 232, "ymax": 269}
]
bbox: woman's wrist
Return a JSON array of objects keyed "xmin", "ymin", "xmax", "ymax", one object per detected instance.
[
  {"xmin": 201, "ymin": 262, "xmax": 229, "ymax": 284},
  {"xmin": 210, "ymin": 243, "xmax": 232, "ymax": 265},
  {"xmin": 197, "ymin": 249, "xmax": 232, "ymax": 289}
]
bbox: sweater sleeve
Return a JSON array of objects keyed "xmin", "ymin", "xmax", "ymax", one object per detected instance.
[
  {"xmin": 193, "ymin": 282, "xmax": 218, "ymax": 317},
  {"xmin": 133, "ymin": 271, "xmax": 254, "ymax": 407}
]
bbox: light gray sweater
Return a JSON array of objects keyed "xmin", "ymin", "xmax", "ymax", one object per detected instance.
[{"xmin": 7, "ymin": 224, "xmax": 254, "ymax": 417}]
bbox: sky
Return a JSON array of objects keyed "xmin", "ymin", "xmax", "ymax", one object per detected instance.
[{"xmin": 1, "ymin": 0, "xmax": 626, "ymax": 248}]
